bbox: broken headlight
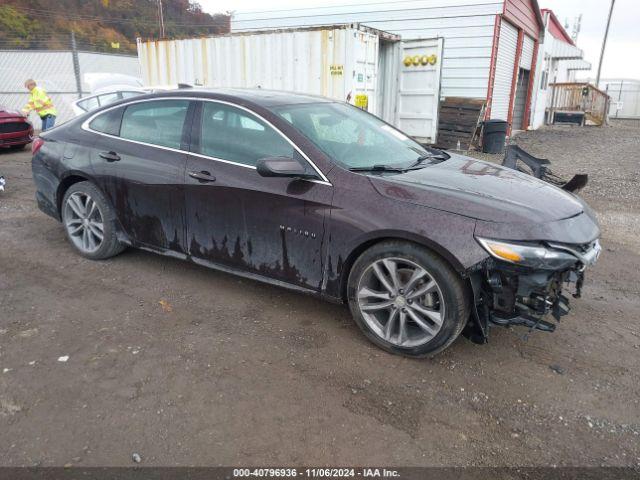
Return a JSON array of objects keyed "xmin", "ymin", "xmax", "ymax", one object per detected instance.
[{"xmin": 476, "ymin": 237, "xmax": 579, "ymax": 270}]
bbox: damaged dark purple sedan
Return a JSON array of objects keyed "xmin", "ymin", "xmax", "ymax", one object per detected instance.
[{"xmin": 32, "ymin": 89, "xmax": 601, "ymax": 357}]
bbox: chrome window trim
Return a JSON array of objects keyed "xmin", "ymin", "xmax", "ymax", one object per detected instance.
[{"xmin": 80, "ymin": 96, "xmax": 332, "ymax": 186}]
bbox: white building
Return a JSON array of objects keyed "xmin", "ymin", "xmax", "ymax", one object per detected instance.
[
  {"xmin": 232, "ymin": 0, "xmax": 545, "ymax": 132},
  {"xmin": 529, "ymin": 9, "xmax": 591, "ymax": 128}
]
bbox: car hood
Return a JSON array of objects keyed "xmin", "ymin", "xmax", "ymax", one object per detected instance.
[
  {"xmin": 368, "ymin": 153, "xmax": 584, "ymax": 224},
  {"xmin": 84, "ymin": 73, "xmax": 142, "ymax": 93},
  {"xmin": 0, "ymin": 107, "xmax": 26, "ymax": 120}
]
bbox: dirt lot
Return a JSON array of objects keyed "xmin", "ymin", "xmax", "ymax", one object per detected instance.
[{"xmin": 1, "ymin": 122, "xmax": 639, "ymax": 467}]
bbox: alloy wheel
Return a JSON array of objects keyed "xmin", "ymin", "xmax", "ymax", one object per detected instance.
[
  {"xmin": 63, "ymin": 192, "xmax": 105, "ymax": 254},
  {"xmin": 357, "ymin": 257, "xmax": 445, "ymax": 348}
]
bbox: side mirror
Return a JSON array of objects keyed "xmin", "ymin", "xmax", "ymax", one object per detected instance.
[{"xmin": 256, "ymin": 156, "xmax": 316, "ymax": 179}]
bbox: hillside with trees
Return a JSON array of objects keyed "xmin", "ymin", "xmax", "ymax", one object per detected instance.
[{"xmin": 0, "ymin": 0, "xmax": 230, "ymax": 53}]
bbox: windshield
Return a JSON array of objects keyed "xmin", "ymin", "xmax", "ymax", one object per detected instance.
[{"xmin": 270, "ymin": 102, "xmax": 437, "ymax": 170}]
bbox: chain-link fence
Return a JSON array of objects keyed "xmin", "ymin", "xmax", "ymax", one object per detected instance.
[
  {"xmin": 0, "ymin": 49, "xmax": 140, "ymax": 124},
  {"xmin": 603, "ymin": 80, "xmax": 640, "ymax": 120}
]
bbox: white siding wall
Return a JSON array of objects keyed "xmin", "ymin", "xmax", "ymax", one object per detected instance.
[
  {"xmin": 232, "ymin": 0, "xmax": 504, "ymax": 99},
  {"xmin": 490, "ymin": 20, "xmax": 517, "ymax": 120},
  {"xmin": 530, "ymin": 51, "xmax": 549, "ymax": 128}
]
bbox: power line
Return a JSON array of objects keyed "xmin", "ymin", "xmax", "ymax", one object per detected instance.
[{"xmin": 5, "ymin": 4, "xmax": 230, "ymax": 27}]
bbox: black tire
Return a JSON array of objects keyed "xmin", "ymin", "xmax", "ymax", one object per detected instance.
[
  {"xmin": 61, "ymin": 181, "xmax": 125, "ymax": 260},
  {"xmin": 9, "ymin": 143, "xmax": 27, "ymax": 150},
  {"xmin": 347, "ymin": 240, "xmax": 470, "ymax": 358}
]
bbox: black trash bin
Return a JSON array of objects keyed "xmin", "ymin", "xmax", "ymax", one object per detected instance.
[{"xmin": 482, "ymin": 119, "xmax": 509, "ymax": 154}]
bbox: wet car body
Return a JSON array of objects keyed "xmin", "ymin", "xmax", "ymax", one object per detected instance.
[
  {"xmin": 32, "ymin": 89, "xmax": 601, "ymax": 350},
  {"xmin": 0, "ymin": 106, "xmax": 33, "ymax": 149}
]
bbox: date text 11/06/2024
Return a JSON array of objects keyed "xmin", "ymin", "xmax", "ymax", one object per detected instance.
[{"xmin": 233, "ymin": 468, "xmax": 401, "ymax": 477}]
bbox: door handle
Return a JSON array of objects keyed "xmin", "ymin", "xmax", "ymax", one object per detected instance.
[
  {"xmin": 188, "ymin": 170, "xmax": 216, "ymax": 183},
  {"xmin": 99, "ymin": 151, "xmax": 121, "ymax": 162}
]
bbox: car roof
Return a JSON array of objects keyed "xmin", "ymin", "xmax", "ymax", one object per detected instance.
[{"xmin": 148, "ymin": 87, "xmax": 335, "ymax": 108}]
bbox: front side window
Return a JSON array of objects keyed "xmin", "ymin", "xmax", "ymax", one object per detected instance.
[
  {"xmin": 271, "ymin": 102, "xmax": 430, "ymax": 169},
  {"xmin": 120, "ymin": 100, "xmax": 189, "ymax": 149},
  {"xmin": 197, "ymin": 102, "xmax": 293, "ymax": 166}
]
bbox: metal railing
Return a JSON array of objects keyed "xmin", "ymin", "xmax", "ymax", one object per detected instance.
[{"xmin": 549, "ymin": 82, "xmax": 610, "ymax": 126}]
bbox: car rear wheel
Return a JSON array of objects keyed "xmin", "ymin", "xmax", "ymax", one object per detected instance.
[
  {"xmin": 347, "ymin": 241, "xmax": 470, "ymax": 357},
  {"xmin": 61, "ymin": 181, "xmax": 125, "ymax": 260}
]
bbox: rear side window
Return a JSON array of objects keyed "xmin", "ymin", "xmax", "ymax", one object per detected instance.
[
  {"xmin": 121, "ymin": 91, "xmax": 142, "ymax": 99},
  {"xmin": 97, "ymin": 92, "xmax": 119, "ymax": 107},
  {"xmin": 89, "ymin": 107, "xmax": 123, "ymax": 136},
  {"xmin": 120, "ymin": 100, "xmax": 189, "ymax": 149},
  {"xmin": 197, "ymin": 102, "xmax": 293, "ymax": 166},
  {"xmin": 78, "ymin": 96, "xmax": 99, "ymax": 112}
]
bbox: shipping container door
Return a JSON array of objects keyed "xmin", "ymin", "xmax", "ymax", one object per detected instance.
[
  {"xmin": 491, "ymin": 21, "xmax": 518, "ymax": 121},
  {"xmin": 396, "ymin": 37, "xmax": 443, "ymax": 144},
  {"xmin": 351, "ymin": 31, "xmax": 379, "ymax": 115}
]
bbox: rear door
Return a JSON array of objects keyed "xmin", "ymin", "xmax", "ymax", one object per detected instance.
[
  {"xmin": 397, "ymin": 38, "xmax": 444, "ymax": 144},
  {"xmin": 87, "ymin": 99, "xmax": 192, "ymax": 253},
  {"xmin": 184, "ymin": 100, "xmax": 333, "ymax": 290}
]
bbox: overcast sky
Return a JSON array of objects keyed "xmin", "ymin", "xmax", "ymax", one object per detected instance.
[{"xmin": 199, "ymin": 0, "xmax": 639, "ymax": 80}]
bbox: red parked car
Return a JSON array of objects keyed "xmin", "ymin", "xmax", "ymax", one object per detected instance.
[{"xmin": 0, "ymin": 105, "xmax": 33, "ymax": 150}]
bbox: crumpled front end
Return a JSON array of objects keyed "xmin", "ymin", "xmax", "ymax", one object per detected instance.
[{"xmin": 465, "ymin": 210, "xmax": 602, "ymax": 342}]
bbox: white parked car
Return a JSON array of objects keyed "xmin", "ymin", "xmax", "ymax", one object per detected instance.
[
  {"xmin": 72, "ymin": 73, "xmax": 146, "ymax": 116},
  {"xmin": 71, "ymin": 88, "xmax": 146, "ymax": 116},
  {"xmin": 71, "ymin": 86, "xmax": 184, "ymax": 116}
]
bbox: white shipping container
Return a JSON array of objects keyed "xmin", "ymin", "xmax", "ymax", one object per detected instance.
[{"xmin": 137, "ymin": 25, "xmax": 444, "ymax": 143}]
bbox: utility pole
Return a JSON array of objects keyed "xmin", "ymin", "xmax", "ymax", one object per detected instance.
[
  {"xmin": 595, "ymin": 0, "xmax": 615, "ymax": 88},
  {"xmin": 571, "ymin": 14, "xmax": 582, "ymax": 43},
  {"xmin": 70, "ymin": 31, "xmax": 83, "ymax": 99},
  {"xmin": 157, "ymin": 0, "xmax": 165, "ymax": 38}
]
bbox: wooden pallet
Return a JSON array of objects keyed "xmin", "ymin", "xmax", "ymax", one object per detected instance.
[{"xmin": 435, "ymin": 97, "xmax": 486, "ymax": 150}]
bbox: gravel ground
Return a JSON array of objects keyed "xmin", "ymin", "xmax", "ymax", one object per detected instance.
[{"xmin": 0, "ymin": 122, "xmax": 639, "ymax": 467}]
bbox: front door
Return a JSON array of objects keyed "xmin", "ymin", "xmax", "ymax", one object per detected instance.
[
  {"xmin": 184, "ymin": 101, "xmax": 333, "ymax": 291},
  {"xmin": 89, "ymin": 99, "xmax": 192, "ymax": 252}
]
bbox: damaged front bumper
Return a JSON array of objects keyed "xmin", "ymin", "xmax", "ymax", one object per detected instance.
[{"xmin": 465, "ymin": 238, "xmax": 601, "ymax": 343}]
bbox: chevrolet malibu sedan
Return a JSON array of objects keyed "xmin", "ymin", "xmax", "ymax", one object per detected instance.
[{"xmin": 31, "ymin": 89, "xmax": 601, "ymax": 357}]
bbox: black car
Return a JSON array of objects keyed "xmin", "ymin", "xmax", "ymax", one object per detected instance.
[{"xmin": 31, "ymin": 89, "xmax": 601, "ymax": 357}]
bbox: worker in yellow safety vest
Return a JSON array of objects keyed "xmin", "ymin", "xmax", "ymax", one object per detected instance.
[{"xmin": 22, "ymin": 79, "xmax": 58, "ymax": 131}]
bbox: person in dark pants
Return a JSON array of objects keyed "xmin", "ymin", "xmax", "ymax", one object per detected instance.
[{"xmin": 22, "ymin": 79, "xmax": 57, "ymax": 131}]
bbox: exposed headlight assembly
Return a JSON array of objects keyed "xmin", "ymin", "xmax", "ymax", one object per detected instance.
[{"xmin": 476, "ymin": 237, "xmax": 579, "ymax": 270}]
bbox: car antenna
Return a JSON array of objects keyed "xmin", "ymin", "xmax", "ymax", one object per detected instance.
[{"xmin": 177, "ymin": 83, "xmax": 193, "ymax": 89}]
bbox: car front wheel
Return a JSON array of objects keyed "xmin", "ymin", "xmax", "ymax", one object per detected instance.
[
  {"xmin": 347, "ymin": 241, "xmax": 470, "ymax": 357},
  {"xmin": 61, "ymin": 181, "xmax": 125, "ymax": 260}
]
